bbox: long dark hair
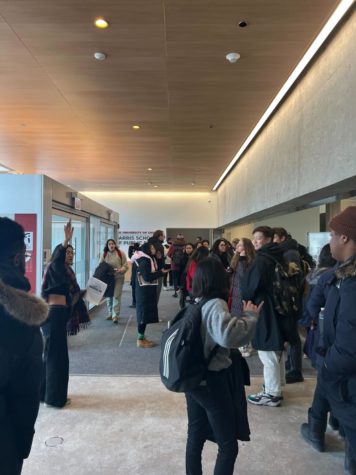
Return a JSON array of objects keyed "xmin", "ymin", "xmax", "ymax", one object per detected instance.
[
  {"xmin": 192, "ymin": 257, "xmax": 229, "ymax": 301},
  {"xmin": 140, "ymin": 242, "xmax": 156, "ymax": 257},
  {"xmin": 104, "ymin": 239, "xmax": 119, "ymax": 254},
  {"xmin": 211, "ymin": 238, "xmax": 228, "ymax": 255},
  {"xmin": 190, "ymin": 246, "xmax": 209, "ymax": 263},
  {"xmin": 318, "ymin": 244, "xmax": 337, "ymax": 268}
]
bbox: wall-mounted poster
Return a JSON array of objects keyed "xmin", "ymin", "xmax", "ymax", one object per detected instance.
[
  {"xmin": 15, "ymin": 214, "xmax": 37, "ymax": 293},
  {"xmin": 307, "ymin": 232, "xmax": 330, "ymax": 264}
]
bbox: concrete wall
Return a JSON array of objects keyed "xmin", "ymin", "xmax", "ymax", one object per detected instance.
[
  {"xmin": 0, "ymin": 174, "xmax": 44, "ymax": 293},
  {"xmin": 224, "ymin": 206, "xmax": 321, "ymax": 246},
  {"xmin": 217, "ymin": 12, "xmax": 356, "ymax": 228},
  {"xmin": 82, "ymin": 191, "xmax": 218, "ymax": 233}
]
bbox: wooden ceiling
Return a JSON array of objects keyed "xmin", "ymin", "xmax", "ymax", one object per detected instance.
[{"xmin": 0, "ymin": 0, "xmax": 341, "ymax": 191}]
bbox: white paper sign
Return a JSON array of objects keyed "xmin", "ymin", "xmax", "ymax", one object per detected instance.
[
  {"xmin": 307, "ymin": 232, "xmax": 330, "ymax": 263},
  {"xmin": 85, "ymin": 276, "xmax": 107, "ymax": 306}
]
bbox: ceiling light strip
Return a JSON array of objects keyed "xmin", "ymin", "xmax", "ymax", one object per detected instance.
[{"xmin": 213, "ymin": 0, "xmax": 354, "ymax": 191}]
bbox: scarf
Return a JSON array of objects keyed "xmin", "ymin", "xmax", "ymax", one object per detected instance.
[
  {"xmin": 42, "ymin": 262, "xmax": 90, "ymax": 336},
  {"xmin": 65, "ymin": 266, "xmax": 90, "ymax": 336},
  {"xmin": 131, "ymin": 251, "xmax": 157, "ymax": 272}
]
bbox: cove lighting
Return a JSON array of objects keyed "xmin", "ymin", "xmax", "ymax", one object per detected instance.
[
  {"xmin": 213, "ymin": 0, "xmax": 354, "ymax": 191},
  {"xmin": 0, "ymin": 163, "xmax": 12, "ymax": 173}
]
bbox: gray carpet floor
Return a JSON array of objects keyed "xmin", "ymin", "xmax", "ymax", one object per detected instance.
[{"xmin": 68, "ymin": 283, "xmax": 315, "ymax": 377}]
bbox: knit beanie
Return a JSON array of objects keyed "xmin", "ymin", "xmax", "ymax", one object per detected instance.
[{"xmin": 329, "ymin": 206, "xmax": 356, "ymax": 241}]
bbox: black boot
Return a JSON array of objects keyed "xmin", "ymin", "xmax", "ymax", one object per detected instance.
[
  {"xmin": 286, "ymin": 370, "xmax": 304, "ymax": 384},
  {"xmin": 328, "ymin": 412, "xmax": 339, "ymax": 431},
  {"xmin": 345, "ymin": 438, "xmax": 356, "ymax": 475},
  {"xmin": 300, "ymin": 408, "xmax": 327, "ymax": 452}
]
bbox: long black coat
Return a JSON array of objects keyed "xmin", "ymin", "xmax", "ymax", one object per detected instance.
[
  {"xmin": 319, "ymin": 256, "xmax": 356, "ymax": 431},
  {"xmin": 241, "ymin": 243, "xmax": 287, "ymax": 351},
  {"xmin": 0, "ymin": 264, "xmax": 48, "ymax": 471},
  {"xmin": 135, "ymin": 257, "xmax": 163, "ymax": 325}
]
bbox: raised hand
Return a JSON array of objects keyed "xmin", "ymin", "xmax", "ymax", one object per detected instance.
[
  {"xmin": 243, "ymin": 300, "xmax": 264, "ymax": 316},
  {"xmin": 63, "ymin": 220, "xmax": 74, "ymax": 246}
]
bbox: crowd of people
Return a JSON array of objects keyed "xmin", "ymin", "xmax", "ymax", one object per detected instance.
[{"xmin": 1, "ymin": 206, "xmax": 356, "ymax": 474}]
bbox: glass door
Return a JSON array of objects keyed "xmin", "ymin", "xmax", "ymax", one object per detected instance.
[{"xmin": 52, "ymin": 212, "xmax": 88, "ymax": 289}]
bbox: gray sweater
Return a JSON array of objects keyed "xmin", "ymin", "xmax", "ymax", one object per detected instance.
[{"xmin": 201, "ymin": 298, "xmax": 258, "ymax": 371}]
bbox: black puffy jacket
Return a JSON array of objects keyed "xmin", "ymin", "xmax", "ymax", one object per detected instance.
[
  {"xmin": 319, "ymin": 255, "xmax": 356, "ymax": 430},
  {"xmin": 0, "ymin": 264, "xmax": 48, "ymax": 470}
]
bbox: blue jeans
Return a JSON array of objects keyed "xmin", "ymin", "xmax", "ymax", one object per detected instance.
[{"xmin": 185, "ymin": 369, "xmax": 238, "ymax": 475}]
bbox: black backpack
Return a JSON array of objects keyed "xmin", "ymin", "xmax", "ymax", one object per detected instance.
[
  {"xmin": 172, "ymin": 246, "xmax": 184, "ymax": 265},
  {"xmin": 160, "ymin": 299, "xmax": 218, "ymax": 393}
]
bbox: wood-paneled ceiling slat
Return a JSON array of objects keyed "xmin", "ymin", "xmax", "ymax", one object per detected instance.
[{"xmin": 0, "ymin": 0, "xmax": 341, "ymax": 191}]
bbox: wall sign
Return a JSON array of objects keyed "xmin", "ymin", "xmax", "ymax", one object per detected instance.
[{"xmin": 118, "ymin": 230, "xmax": 154, "ymax": 246}]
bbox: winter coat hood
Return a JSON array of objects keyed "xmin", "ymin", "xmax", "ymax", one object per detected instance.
[
  {"xmin": 280, "ymin": 238, "xmax": 299, "ymax": 252},
  {"xmin": 335, "ymin": 255, "xmax": 356, "ymax": 280},
  {"xmin": 0, "ymin": 264, "xmax": 48, "ymax": 326},
  {"xmin": 258, "ymin": 242, "xmax": 284, "ymax": 262}
]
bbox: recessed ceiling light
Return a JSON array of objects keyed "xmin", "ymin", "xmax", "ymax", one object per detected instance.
[
  {"xmin": 147, "ymin": 167, "xmax": 153, "ymax": 171},
  {"xmin": 95, "ymin": 18, "xmax": 109, "ymax": 29},
  {"xmin": 153, "ymin": 185, "xmax": 158, "ymax": 188},
  {"xmin": 226, "ymin": 52, "xmax": 240, "ymax": 63},
  {"xmin": 238, "ymin": 20, "xmax": 248, "ymax": 28},
  {"xmin": 94, "ymin": 52, "xmax": 107, "ymax": 61},
  {"xmin": 132, "ymin": 125, "xmax": 141, "ymax": 130},
  {"xmin": 191, "ymin": 182, "xmax": 196, "ymax": 186}
]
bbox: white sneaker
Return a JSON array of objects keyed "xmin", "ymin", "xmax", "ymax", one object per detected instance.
[{"xmin": 247, "ymin": 392, "xmax": 281, "ymax": 407}]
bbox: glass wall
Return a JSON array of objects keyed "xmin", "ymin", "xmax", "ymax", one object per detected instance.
[
  {"xmin": 89, "ymin": 216, "xmax": 101, "ymax": 278},
  {"xmin": 52, "ymin": 212, "xmax": 87, "ymax": 289},
  {"xmin": 52, "ymin": 211, "xmax": 116, "ymax": 293}
]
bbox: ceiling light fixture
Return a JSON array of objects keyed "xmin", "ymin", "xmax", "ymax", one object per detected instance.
[
  {"xmin": 94, "ymin": 52, "xmax": 107, "ymax": 61},
  {"xmin": 153, "ymin": 185, "xmax": 158, "ymax": 188},
  {"xmin": 95, "ymin": 18, "xmax": 109, "ymax": 29},
  {"xmin": 238, "ymin": 20, "xmax": 248, "ymax": 28},
  {"xmin": 213, "ymin": 0, "xmax": 354, "ymax": 191},
  {"xmin": 0, "ymin": 163, "xmax": 12, "ymax": 173},
  {"xmin": 226, "ymin": 52, "xmax": 240, "ymax": 63},
  {"xmin": 147, "ymin": 167, "xmax": 153, "ymax": 171},
  {"xmin": 132, "ymin": 125, "xmax": 141, "ymax": 130}
]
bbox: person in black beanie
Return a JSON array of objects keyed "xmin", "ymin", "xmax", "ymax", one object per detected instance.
[{"xmin": 0, "ymin": 217, "xmax": 48, "ymax": 475}]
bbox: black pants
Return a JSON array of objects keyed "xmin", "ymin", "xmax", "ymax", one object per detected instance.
[
  {"xmin": 185, "ymin": 370, "xmax": 238, "ymax": 475},
  {"xmin": 0, "ymin": 424, "xmax": 24, "ymax": 475},
  {"xmin": 131, "ymin": 284, "xmax": 136, "ymax": 305},
  {"xmin": 286, "ymin": 324, "xmax": 302, "ymax": 375},
  {"xmin": 163, "ymin": 270, "xmax": 172, "ymax": 287},
  {"xmin": 310, "ymin": 379, "xmax": 330, "ymax": 421},
  {"xmin": 172, "ymin": 270, "xmax": 181, "ymax": 291},
  {"xmin": 41, "ymin": 305, "xmax": 69, "ymax": 407},
  {"xmin": 344, "ymin": 427, "xmax": 356, "ymax": 461}
]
